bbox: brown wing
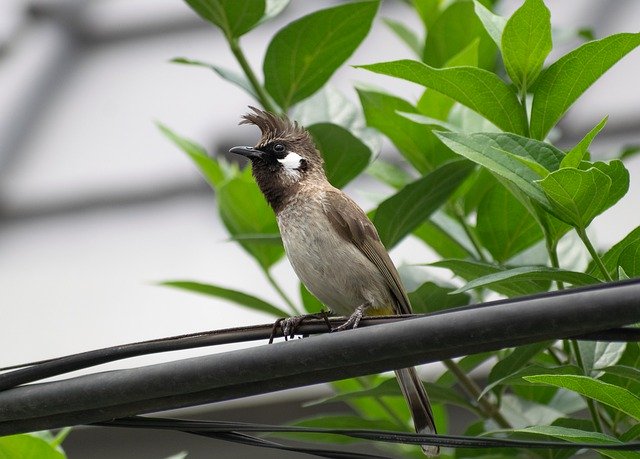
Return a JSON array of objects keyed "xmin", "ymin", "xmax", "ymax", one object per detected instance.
[{"xmin": 322, "ymin": 188, "xmax": 412, "ymax": 315}]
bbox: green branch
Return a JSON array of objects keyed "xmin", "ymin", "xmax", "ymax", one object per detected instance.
[
  {"xmin": 228, "ymin": 38, "xmax": 279, "ymax": 114},
  {"xmin": 576, "ymin": 227, "xmax": 613, "ymax": 282}
]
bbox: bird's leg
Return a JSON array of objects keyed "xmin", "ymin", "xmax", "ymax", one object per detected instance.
[
  {"xmin": 269, "ymin": 310, "xmax": 333, "ymax": 344},
  {"xmin": 332, "ymin": 301, "xmax": 371, "ymax": 332}
]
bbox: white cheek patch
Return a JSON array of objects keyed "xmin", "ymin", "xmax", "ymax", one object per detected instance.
[{"xmin": 277, "ymin": 151, "xmax": 304, "ymax": 179}]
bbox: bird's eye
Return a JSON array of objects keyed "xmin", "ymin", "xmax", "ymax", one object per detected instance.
[{"xmin": 273, "ymin": 143, "xmax": 286, "ymax": 153}]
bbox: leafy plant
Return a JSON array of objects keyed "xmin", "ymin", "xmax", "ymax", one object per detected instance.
[{"xmin": 162, "ymin": 0, "xmax": 640, "ymax": 456}]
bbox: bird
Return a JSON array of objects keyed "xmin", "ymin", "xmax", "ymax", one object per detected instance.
[{"xmin": 229, "ymin": 106, "xmax": 438, "ymax": 456}]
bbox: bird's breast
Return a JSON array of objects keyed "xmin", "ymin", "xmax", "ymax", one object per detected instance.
[{"xmin": 277, "ymin": 193, "xmax": 392, "ymax": 315}]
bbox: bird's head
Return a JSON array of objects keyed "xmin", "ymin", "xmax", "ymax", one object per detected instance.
[{"xmin": 229, "ymin": 107, "xmax": 327, "ymax": 211}]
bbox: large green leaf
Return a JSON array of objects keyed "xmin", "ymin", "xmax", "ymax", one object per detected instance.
[
  {"xmin": 435, "ymin": 131, "xmax": 555, "ymax": 206},
  {"xmin": 374, "ymin": 159, "xmax": 475, "ymax": 248},
  {"xmin": 184, "ymin": 0, "xmax": 265, "ymax": 39},
  {"xmin": 0, "ymin": 434, "xmax": 65, "ymax": 459},
  {"xmin": 357, "ymin": 89, "xmax": 454, "ymax": 173},
  {"xmin": 476, "ymin": 181, "xmax": 543, "ymax": 262},
  {"xmin": 524, "ymin": 374, "xmax": 640, "ymax": 421},
  {"xmin": 358, "ymin": 60, "xmax": 527, "ymax": 134},
  {"xmin": 299, "ymin": 283, "xmax": 324, "ymax": 314},
  {"xmin": 366, "ymin": 159, "xmax": 414, "ymax": 190},
  {"xmin": 578, "ymin": 342, "xmax": 627, "ymax": 377},
  {"xmin": 589, "ymin": 160, "xmax": 630, "ymax": 215},
  {"xmin": 514, "ymin": 426, "xmax": 640, "ymax": 459},
  {"xmin": 264, "ymin": 1, "xmax": 379, "ymax": 110},
  {"xmin": 537, "ymin": 167, "xmax": 611, "ymax": 229},
  {"xmin": 618, "ymin": 243, "xmax": 640, "ymax": 277},
  {"xmin": 501, "ymin": 0, "xmax": 552, "ymax": 91},
  {"xmin": 429, "ymin": 259, "xmax": 549, "ymax": 297},
  {"xmin": 158, "ymin": 123, "xmax": 225, "ymax": 190},
  {"xmin": 480, "ymin": 364, "xmax": 582, "ymax": 399},
  {"xmin": 488, "ymin": 342, "xmax": 553, "ymax": 387},
  {"xmin": 161, "ymin": 280, "xmax": 290, "ymax": 317},
  {"xmin": 217, "ymin": 175, "xmax": 284, "ymax": 270},
  {"xmin": 307, "ymin": 123, "xmax": 370, "ymax": 189},
  {"xmin": 530, "ymin": 33, "xmax": 640, "ymax": 140},
  {"xmin": 408, "ymin": 281, "xmax": 470, "ymax": 314},
  {"xmin": 451, "ymin": 266, "xmax": 599, "ymax": 294},
  {"xmin": 422, "ymin": 0, "xmax": 496, "ymax": 70}
]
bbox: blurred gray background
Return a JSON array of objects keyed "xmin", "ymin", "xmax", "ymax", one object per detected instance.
[{"xmin": 0, "ymin": 1, "xmax": 638, "ymax": 457}]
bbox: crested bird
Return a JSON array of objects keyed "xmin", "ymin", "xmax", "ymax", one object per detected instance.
[{"xmin": 229, "ymin": 106, "xmax": 438, "ymax": 456}]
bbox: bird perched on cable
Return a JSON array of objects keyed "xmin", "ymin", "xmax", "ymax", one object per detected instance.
[{"xmin": 229, "ymin": 106, "xmax": 438, "ymax": 456}]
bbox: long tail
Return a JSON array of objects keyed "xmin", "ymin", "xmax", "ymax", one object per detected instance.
[{"xmin": 394, "ymin": 367, "xmax": 439, "ymax": 457}]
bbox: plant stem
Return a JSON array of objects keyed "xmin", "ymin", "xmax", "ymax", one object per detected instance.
[
  {"xmin": 454, "ymin": 211, "xmax": 487, "ymax": 263},
  {"xmin": 569, "ymin": 340, "xmax": 604, "ymax": 433},
  {"xmin": 443, "ymin": 359, "xmax": 511, "ymax": 429},
  {"xmin": 228, "ymin": 38, "xmax": 279, "ymax": 114},
  {"xmin": 519, "ymin": 85, "xmax": 531, "ymax": 137},
  {"xmin": 263, "ymin": 268, "xmax": 301, "ymax": 316},
  {"xmin": 576, "ymin": 227, "xmax": 613, "ymax": 282},
  {"xmin": 545, "ymin": 233, "xmax": 565, "ymax": 290}
]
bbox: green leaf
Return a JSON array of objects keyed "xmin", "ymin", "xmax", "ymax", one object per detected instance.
[
  {"xmin": 472, "ymin": 0, "xmax": 506, "ymax": 48},
  {"xmin": 358, "ymin": 60, "xmax": 527, "ymax": 134},
  {"xmin": 501, "ymin": 0, "xmax": 552, "ymax": 91},
  {"xmin": 171, "ymin": 57, "xmax": 257, "ymax": 99},
  {"xmin": 481, "ymin": 364, "xmax": 582, "ymax": 399},
  {"xmin": 366, "ymin": 159, "xmax": 414, "ymax": 190},
  {"xmin": 590, "ymin": 160, "xmax": 630, "ymax": 218},
  {"xmin": 300, "ymin": 283, "xmax": 324, "ymax": 314},
  {"xmin": 489, "ymin": 342, "xmax": 552, "ymax": 387},
  {"xmin": 290, "ymin": 85, "xmax": 381, "ymax": 155},
  {"xmin": 307, "ymin": 123, "xmax": 370, "ymax": 189},
  {"xmin": 383, "ymin": 18, "xmax": 422, "ymax": 57},
  {"xmin": 260, "ymin": 0, "xmax": 290, "ymax": 24},
  {"xmin": 435, "ymin": 131, "xmax": 555, "ymax": 206},
  {"xmin": 619, "ymin": 144, "xmax": 640, "ymax": 161},
  {"xmin": 264, "ymin": 1, "xmax": 379, "ymax": 110},
  {"xmin": 596, "ymin": 226, "xmax": 640, "ymax": 279},
  {"xmin": 562, "ymin": 116, "xmax": 608, "ymax": 168},
  {"xmin": 0, "ymin": 434, "xmax": 66, "ymax": 459},
  {"xmin": 451, "ymin": 266, "xmax": 599, "ymax": 294},
  {"xmin": 184, "ymin": 0, "xmax": 265, "ymax": 39},
  {"xmin": 537, "ymin": 167, "xmax": 612, "ymax": 229},
  {"xmin": 158, "ymin": 123, "xmax": 225, "ymax": 189},
  {"xmin": 601, "ymin": 365, "xmax": 640, "ymax": 383},
  {"xmin": 530, "ymin": 33, "xmax": 640, "ymax": 140},
  {"xmin": 578, "ymin": 342, "xmax": 627, "ymax": 376},
  {"xmin": 217, "ymin": 175, "xmax": 284, "ymax": 270},
  {"xmin": 374, "ymin": 159, "xmax": 475, "ymax": 248},
  {"xmin": 622, "ymin": 422, "xmax": 640, "ymax": 442},
  {"xmin": 524, "ymin": 374, "xmax": 640, "ymax": 421},
  {"xmin": 357, "ymin": 88, "xmax": 454, "ymax": 173},
  {"xmin": 422, "ymin": 0, "xmax": 496, "ymax": 70},
  {"xmin": 619, "ymin": 243, "xmax": 640, "ymax": 277},
  {"xmin": 514, "ymin": 425, "xmax": 640, "ymax": 459},
  {"xmin": 408, "ymin": 281, "xmax": 470, "ymax": 314},
  {"xmin": 412, "ymin": 0, "xmax": 440, "ymax": 30},
  {"xmin": 413, "ymin": 211, "xmax": 475, "ymax": 259},
  {"xmin": 476, "ymin": 181, "xmax": 544, "ymax": 262},
  {"xmin": 429, "ymin": 259, "xmax": 549, "ymax": 297},
  {"xmin": 161, "ymin": 280, "xmax": 290, "ymax": 317}
]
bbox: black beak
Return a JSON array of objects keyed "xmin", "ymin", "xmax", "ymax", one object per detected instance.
[{"xmin": 229, "ymin": 145, "xmax": 262, "ymax": 160}]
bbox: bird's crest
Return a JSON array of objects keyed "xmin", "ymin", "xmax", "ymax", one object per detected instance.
[{"xmin": 240, "ymin": 106, "xmax": 310, "ymax": 146}]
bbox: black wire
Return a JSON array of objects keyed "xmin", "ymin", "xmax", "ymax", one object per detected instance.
[
  {"xmin": 99, "ymin": 416, "xmax": 640, "ymax": 452},
  {"xmin": 0, "ymin": 314, "xmax": 637, "ymax": 392}
]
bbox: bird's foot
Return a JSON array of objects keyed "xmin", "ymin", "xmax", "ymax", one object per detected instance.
[
  {"xmin": 269, "ymin": 310, "xmax": 332, "ymax": 344},
  {"xmin": 332, "ymin": 302, "xmax": 371, "ymax": 332}
]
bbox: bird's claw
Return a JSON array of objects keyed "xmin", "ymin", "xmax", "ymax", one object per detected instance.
[
  {"xmin": 332, "ymin": 302, "xmax": 370, "ymax": 332},
  {"xmin": 269, "ymin": 310, "xmax": 332, "ymax": 344}
]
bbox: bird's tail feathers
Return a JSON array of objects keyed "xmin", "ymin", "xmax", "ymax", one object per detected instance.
[{"xmin": 395, "ymin": 367, "xmax": 439, "ymax": 457}]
